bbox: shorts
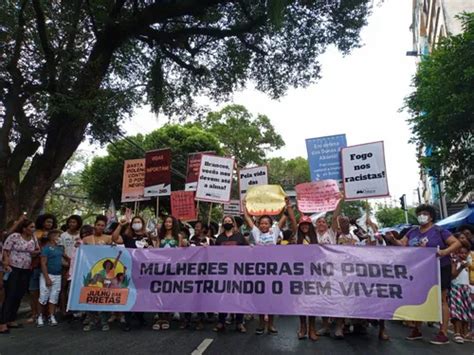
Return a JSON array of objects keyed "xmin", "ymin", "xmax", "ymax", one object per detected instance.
[
  {"xmin": 29, "ymin": 267, "xmax": 41, "ymax": 291},
  {"xmin": 39, "ymin": 273, "xmax": 62, "ymax": 305},
  {"xmin": 440, "ymin": 264, "xmax": 451, "ymax": 290}
]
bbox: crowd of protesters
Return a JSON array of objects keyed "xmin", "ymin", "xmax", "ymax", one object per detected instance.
[{"xmin": 0, "ymin": 201, "xmax": 472, "ymax": 345}]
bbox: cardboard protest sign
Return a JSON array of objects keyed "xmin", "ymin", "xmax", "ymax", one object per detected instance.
[
  {"xmin": 306, "ymin": 134, "xmax": 347, "ymax": 181},
  {"xmin": 144, "ymin": 149, "xmax": 171, "ymax": 197},
  {"xmin": 295, "ymin": 180, "xmax": 341, "ymax": 213},
  {"xmin": 171, "ymin": 191, "xmax": 197, "ymax": 221},
  {"xmin": 185, "ymin": 151, "xmax": 216, "ymax": 191},
  {"xmin": 121, "ymin": 159, "xmax": 149, "ymax": 202},
  {"xmin": 223, "ymin": 200, "xmax": 241, "ymax": 216},
  {"xmin": 245, "ymin": 184, "xmax": 286, "ymax": 216},
  {"xmin": 195, "ymin": 155, "xmax": 234, "ymax": 203},
  {"xmin": 70, "ymin": 245, "xmax": 442, "ymax": 322},
  {"xmin": 239, "ymin": 166, "xmax": 268, "ymax": 210},
  {"xmin": 341, "ymin": 141, "xmax": 389, "ymax": 200}
]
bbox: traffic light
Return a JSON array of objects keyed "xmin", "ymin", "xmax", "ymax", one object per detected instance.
[{"xmin": 399, "ymin": 194, "xmax": 406, "ymax": 211}]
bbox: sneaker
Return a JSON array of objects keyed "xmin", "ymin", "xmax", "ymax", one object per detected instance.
[
  {"xmin": 430, "ymin": 332, "xmax": 449, "ymax": 345},
  {"xmin": 37, "ymin": 316, "xmax": 45, "ymax": 328},
  {"xmin": 406, "ymin": 328, "xmax": 423, "ymax": 340},
  {"xmin": 463, "ymin": 334, "xmax": 474, "ymax": 343},
  {"xmin": 101, "ymin": 324, "xmax": 110, "ymax": 332},
  {"xmin": 83, "ymin": 323, "xmax": 95, "ymax": 332},
  {"xmin": 49, "ymin": 315, "xmax": 58, "ymax": 326},
  {"xmin": 453, "ymin": 333, "xmax": 464, "ymax": 344}
]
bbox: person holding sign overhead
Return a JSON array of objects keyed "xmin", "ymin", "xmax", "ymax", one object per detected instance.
[{"xmin": 243, "ymin": 196, "xmax": 295, "ymax": 336}]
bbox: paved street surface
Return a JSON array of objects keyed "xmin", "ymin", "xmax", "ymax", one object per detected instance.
[{"xmin": 1, "ymin": 315, "xmax": 472, "ymax": 355}]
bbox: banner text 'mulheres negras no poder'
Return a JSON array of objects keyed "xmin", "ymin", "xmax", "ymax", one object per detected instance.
[{"xmin": 68, "ymin": 245, "xmax": 441, "ymax": 321}]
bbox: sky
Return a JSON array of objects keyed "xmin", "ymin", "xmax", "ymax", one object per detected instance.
[{"xmin": 81, "ymin": 0, "xmax": 420, "ymax": 206}]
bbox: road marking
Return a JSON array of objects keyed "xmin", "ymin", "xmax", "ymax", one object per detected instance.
[{"xmin": 191, "ymin": 338, "xmax": 214, "ymax": 355}]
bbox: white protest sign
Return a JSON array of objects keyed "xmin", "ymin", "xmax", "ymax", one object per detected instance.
[
  {"xmin": 238, "ymin": 166, "xmax": 268, "ymax": 210},
  {"xmin": 223, "ymin": 200, "xmax": 241, "ymax": 216},
  {"xmin": 341, "ymin": 141, "xmax": 389, "ymax": 200},
  {"xmin": 195, "ymin": 155, "xmax": 234, "ymax": 203}
]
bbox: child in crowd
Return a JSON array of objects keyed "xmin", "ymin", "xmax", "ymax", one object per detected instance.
[
  {"xmin": 450, "ymin": 245, "xmax": 473, "ymax": 343},
  {"xmin": 38, "ymin": 230, "xmax": 70, "ymax": 327}
]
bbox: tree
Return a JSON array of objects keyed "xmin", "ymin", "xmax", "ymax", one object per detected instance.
[
  {"xmin": 194, "ymin": 104, "xmax": 284, "ymax": 165},
  {"xmin": 268, "ymin": 156, "xmax": 310, "ymax": 190},
  {"xmin": 375, "ymin": 206, "xmax": 417, "ymax": 227},
  {"xmin": 0, "ymin": 0, "xmax": 373, "ymax": 226},
  {"xmin": 404, "ymin": 13, "xmax": 474, "ymax": 197},
  {"xmin": 82, "ymin": 124, "xmax": 221, "ymax": 207}
]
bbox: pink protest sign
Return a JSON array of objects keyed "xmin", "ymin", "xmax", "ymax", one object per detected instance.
[{"xmin": 295, "ymin": 180, "xmax": 341, "ymax": 213}]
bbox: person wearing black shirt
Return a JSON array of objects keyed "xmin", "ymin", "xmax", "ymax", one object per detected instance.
[{"xmin": 213, "ymin": 215, "xmax": 247, "ymax": 334}]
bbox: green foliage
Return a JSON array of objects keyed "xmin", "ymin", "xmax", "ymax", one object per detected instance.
[
  {"xmin": 404, "ymin": 13, "xmax": 474, "ymax": 196},
  {"xmin": 194, "ymin": 104, "xmax": 285, "ymax": 166},
  {"xmin": 268, "ymin": 156, "xmax": 310, "ymax": 190},
  {"xmin": 375, "ymin": 206, "xmax": 417, "ymax": 227},
  {"xmin": 82, "ymin": 125, "xmax": 221, "ymax": 207}
]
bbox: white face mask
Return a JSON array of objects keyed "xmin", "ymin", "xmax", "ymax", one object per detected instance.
[
  {"xmin": 417, "ymin": 215, "xmax": 430, "ymax": 225},
  {"xmin": 132, "ymin": 223, "xmax": 143, "ymax": 231}
]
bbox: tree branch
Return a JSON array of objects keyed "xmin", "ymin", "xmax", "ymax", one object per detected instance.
[
  {"xmin": 32, "ymin": 0, "xmax": 57, "ymax": 90},
  {"xmin": 160, "ymin": 46, "xmax": 206, "ymax": 75}
]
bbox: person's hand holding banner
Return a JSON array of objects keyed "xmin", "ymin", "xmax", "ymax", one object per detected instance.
[
  {"xmin": 245, "ymin": 184, "xmax": 286, "ymax": 216},
  {"xmin": 295, "ymin": 180, "xmax": 342, "ymax": 213}
]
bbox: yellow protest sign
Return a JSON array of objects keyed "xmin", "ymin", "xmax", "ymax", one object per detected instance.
[{"xmin": 245, "ymin": 185, "xmax": 286, "ymax": 216}]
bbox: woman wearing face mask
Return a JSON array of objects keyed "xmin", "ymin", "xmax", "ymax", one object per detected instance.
[
  {"xmin": 243, "ymin": 197, "xmax": 294, "ymax": 336},
  {"xmin": 213, "ymin": 215, "xmax": 248, "ymax": 333},
  {"xmin": 387, "ymin": 204, "xmax": 461, "ymax": 345},
  {"xmin": 112, "ymin": 216, "xmax": 148, "ymax": 331}
]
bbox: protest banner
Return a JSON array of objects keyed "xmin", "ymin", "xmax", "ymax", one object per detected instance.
[
  {"xmin": 245, "ymin": 184, "xmax": 286, "ymax": 216},
  {"xmin": 121, "ymin": 159, "xmax": 149, "ymax": 202},
  {"xmin": 185, "ymin": 151, "xmax": 216, "ymax": 191},
  {"xmin": 295, "ymin": 180, "xmax": 341, "ymax": 213},
  {"xmin": 195, "ymin": 155, "xmax": 234, "ymax": 203},
  {"xmin": 68, "ymin": 245, "xmax": 441, "ymax": 322},
  {"xmin": 144, "ymin": 149, "xmax": 171, "ymax": 197},
  {"xmin": 306, "ymin": 134, "xmax": 347, "ymax": 181},
  {"xmin": 341, "ymin": 141, "xmax": 389, "ymax": 200},
  {"xmin": 171, "ymin": 191, "xmax": 197, "ymax": 221},
  {"xmin": 239, "ymin": 166, "xmax": 268, "ymax": 211},
  {"xmin": 223, "ymin": 199, "xmax": 241, "ymax": 216}
]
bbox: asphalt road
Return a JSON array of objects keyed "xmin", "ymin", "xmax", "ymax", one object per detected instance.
[{"xmin": 1, "ymin": 314, "xmax": 472, "ymax": 355}]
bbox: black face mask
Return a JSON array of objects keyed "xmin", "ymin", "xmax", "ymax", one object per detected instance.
[{"xmin": 223, "ymin": 223, "xmax": 233, "ymax": 231}]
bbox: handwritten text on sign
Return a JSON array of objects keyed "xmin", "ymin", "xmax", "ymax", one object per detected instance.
[
  {"xmin": 239, "ymin": 166, "xmax": 268, "ymax": 210},
  {"xmin": 195, "ymin": 155, "xmax": 234, "ymax": 203},
  {"xmin": 295, "ymin": 180, "xmax": 341, "ymax": 213}
]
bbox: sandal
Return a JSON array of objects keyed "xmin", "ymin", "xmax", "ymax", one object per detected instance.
[
  {"xmin": 268, "ymin": 327, "xmax": 278, "ymax": 335},
  {"xmin": 255, "ymin": 327, "xmax": 265, "ymax": 335},
  {"xmin": 316, "ymin": 328, "xmax": 330, "ymax": 336},
  {"xmin": 236, "ymin": 323, "xmax": 247, "ymax": 333},
  {"xmin": 152, "ymin": 321, "xmax": 161, "ymax": 331},
  {"xmin": 379, "ymin": 331, "xmax": 390, "ymax": 341},
  {"xmin": 335, "ymin": 328, "xmax": 345, "ymax": 340},
  {"xmin": 308, "ymin": 329, "xmax": 319, "ymax": 341},
  {"xmin": 213, "ymin": 323, "xmax": 225, "ymax": 333},
  {"xmin": 161, "ymin": 320, "xmax": 170, "ymax": 330},
  {"xmin": 298, "ymin": 326, "xmax": 307, "ymax": 340}
]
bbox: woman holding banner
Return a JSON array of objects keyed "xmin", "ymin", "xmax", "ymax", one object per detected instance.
[
  {"xmin": 387, "ymin": 204, "xmax": 461, "ymax": 345},
  {"xmin": 213, "ymin": 215, "xmax": 248, "ymax": 334},
  {"xmin": 296, "ymin": 215, "xmax": 319, "ymax": 341},
  {"xmin": 244, "ymin": 197, "xmax": 295, "ymax": 336}
]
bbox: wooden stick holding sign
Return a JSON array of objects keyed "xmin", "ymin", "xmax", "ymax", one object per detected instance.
[
  {"xmin": 156, "ymin": 197, "xmax": 160, "ymax": 221},
  {"xmin": 208, "ymin": 202, "xmax": 213, "ymax": 225}
]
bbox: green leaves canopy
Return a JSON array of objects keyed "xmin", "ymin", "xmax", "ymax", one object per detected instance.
[{"xmin": 405, "ymin": 13, "xmax": 474, "ymax": 197}]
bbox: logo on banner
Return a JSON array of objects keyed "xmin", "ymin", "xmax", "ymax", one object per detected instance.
[{"xmin": 79, "ymin": 251, "xmax": 130, "ymax": 305}]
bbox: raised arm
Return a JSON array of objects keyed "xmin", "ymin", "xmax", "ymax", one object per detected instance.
[
  {"xmin": 112, "ymin": 220, "xmax": 126, "ymax": 244},
  {"xmin": 330, "ymin": 195, "xmax": 344, "ymax": 232},
  {"xmin": 243, "ymin": 200, "xmax": 255, "ymax": 230},
  {"xmin": 279, "ymin": 197, "xmax": 295, "ymax": 231}
]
